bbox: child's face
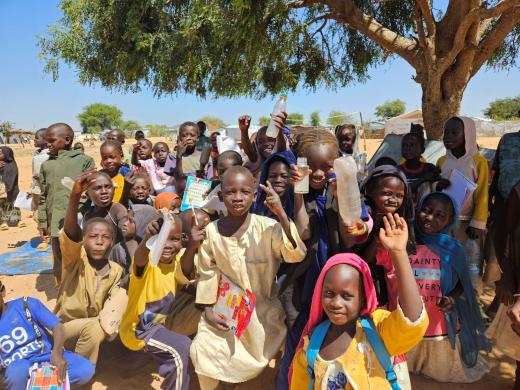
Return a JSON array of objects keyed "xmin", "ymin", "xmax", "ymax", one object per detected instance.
[
  {"xmin": 108, "ymin": 130, "xmax": 125, "ymax": 144},
  {"xmin": 160, "ymin": 221, "xmax": 183, "ymax": 264},
  {"xmin": 179, "ymin": 126, "xmax": 199, "ymax": 149},
  {"xmin": 154, "ymin": 143, "xmax": 169, "ymax": 164},
  {"xmin": 209, "ymin": 132, "xmax": 219, "ymax": 149},
  {"xmin": 401, "ymin": 136, "xmax": 423, "ymax": 161},
  {"xmin": 83, "ymin": 221, "xmax": 113, "ymax": 261},
  {"xmin": 337, "ymin": 128, "xmax": 355, "ymax": 155},
  {"xmin": 217, "ymin": 158, "xmax": 238, "ymax": 178},
  {"xmin": 443, "ymin": 118, "xmax": 465, "ymax": 151},
  {"xmin": 307, "ymin": 144, "xmax": 336, "ymax": 190},
  {"xmin": 34, "ymin": 132, "xmax": 47, "ymax": 149},
  {"xmin": 369, "ymin": 176, "xmax": 405, "ymax": 214},
  {"xmin": 88, "ymin": 175, "xmax": 114, "ymax": 208},
  {"xmin": 256, "ymin": 132, "xmax": 276, "ymax": 159},
  {"xmin": 322, "ymin": 264, "xmax": 363, "ymax": 326},
  {"xmin": 101, "ymin": 145, "xmax": 122, "ymax": 173},
  {"xmin": 417, "ymin": 195, "xmax": 453, "ymax": 234},
  {"xmin": 120, "ymin": 214, "xmax": 136, "ymax": 240},
  {"xmin": 46, "ymin": 128, "xmax": 71, "ymax": 156},
  {"xmin": 130, "ymin": 178, "xmax": 151, "ymax": 203},
  {"xmin": 267, "ymin": 160, "xmax": 290, "ymax": 197},
  {"xmin": 138, "ymin": 140, "xmax": 152, "ymax": 160},
  {"xmin": 220, "ymin": 172, "xmax": 255, "ymax": 217}
]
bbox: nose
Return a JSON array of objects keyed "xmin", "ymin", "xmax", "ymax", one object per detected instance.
[{"xmin": 425, "ymin": 213, "xmax": 433, "ymax": 222}]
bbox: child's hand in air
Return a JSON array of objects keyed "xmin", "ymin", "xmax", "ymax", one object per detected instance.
[
  {"xmin": 124, "ymin": 171, "xmax": 138, "ymax": 186},
  {"xmin": 71, "ymin": 169, "xmax": 97, "ymax": 196},
  {"xmin": 187, "ymin": 213, "xmax": 206, "ymax": 248},
  {"xmin": 204, "ymin": 307, "xmax": 229, "ymax": 331},
  {"xmin": 239, "ymin": 115, "xmax": 252, "ymax": 133},
  {"xmin": 176, "ymin": 139, "xmax": 188, "ymax": 158},
  {"xmin": 271, "ymin": 111, "xmax": 288, "ymax": 133},
  {"xmin": 288, "ymin": 164, "xmax": 312, "ymax": 185},
  {"xmin": 259, "ymin": 181, "xmax": 285, "ymax": 218},
  {"xmin": 378, "ymin": 213, "xmax": 408, "ymax": 254},
  {"xmin": 143, "ymin": 218, "xmax": 162, "ymax": 240},
  {"xmin": 436, "ymin": 296, "xmax": 455, "ymax": 313}
]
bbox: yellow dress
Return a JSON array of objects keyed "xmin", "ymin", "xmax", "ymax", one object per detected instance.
[{"xmin": 190, "ymin": 214, "xmax": 306, "ymax": 383}]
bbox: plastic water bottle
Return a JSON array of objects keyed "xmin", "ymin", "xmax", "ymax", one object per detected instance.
[
  {"xmin": 464, "ymin": 238, "xmax": 482, "ymax": 292},
  {"xmin": 294, "ymin": 157, "xmax": 309, "ymax": 194},
  {"xmin": 266, "ymin": 94, "xmax": 287, "ymax": 138},
  {"xmin": 334, "ymin": 156, "xmax": 362, "ymax": 225}
]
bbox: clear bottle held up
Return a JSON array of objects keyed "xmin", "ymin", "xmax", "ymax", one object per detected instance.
[{"xmin": 266, "ymin": 94, "xmax": 287, "ymax": 138}]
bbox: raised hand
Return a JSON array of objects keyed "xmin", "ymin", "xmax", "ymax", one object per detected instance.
[
  {"xmin": 378, "ymin": 213, "xmax": 408, "ymax": 254},
  {"xmin": 238, "ymin": 115, "xmax": 252, "ymax": 133},
  {"xmin": 259, "ymin": 180, "xmax": 285, "ymax": 218},
  {"xmin": 176, "ymin": 139, "xmax": 188, "ymax": 158},
  {"xmin": 288, "ymin": 164, "xmax": 312, "ymax": 185},
  {"xmin": 71, "ymin": 169, "xmax": 97, "ymax": 195},
  {"xmin": 188, "ymin": 212, "xmax": 206, "ymax": 247},
  {"xmin": 144, "ymin": 218, "xmax": 162, "ymax": 240},
  {"xmin": 124, "ymin": 171, "xmax": 138, "ymax": 186},
  {"xmin": 270, "ymin": 111, "xmax": 288, "ymax": 134}
]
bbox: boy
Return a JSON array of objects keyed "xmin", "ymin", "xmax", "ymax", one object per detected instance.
[
  {"xmin": 0, "ymin": 280, "xmax": 94, "ymax": 389},
  {"xmin": 55, "ymin": 170, "xmax": 126, "ymax": 366},
  {"xmin": 38, "ymin": 123, "xmax": 95, "ymax": 283},
  {"xmin": 107, "ymin": 128, "xmax": 131, "ymax": 165},
  {"xmin": 100, "ymin": 140, "xmax": 131, "ymax": 203},
  {"xmin": 30, "ymin": 128, "xmax": 49, "ymax": 225},
  {"xmin": 120, "ymin": 211, "xmax": 205, "ymax": 390},
  {"xmin": 335, "ymin": 123, "xmax": 357, "ymax": 156}
]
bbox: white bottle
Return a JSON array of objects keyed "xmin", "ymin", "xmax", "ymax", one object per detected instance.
[
  {"xmin": 334, "ymin": 156, "xmax": 362, "ymax": 226},
  {"xmin": 294, "ymin": 157, "xmax": 309, "ymax": 194},
  {"xmin": 266, "ymin": 94, "xmax": 287, "ymax": 138}
]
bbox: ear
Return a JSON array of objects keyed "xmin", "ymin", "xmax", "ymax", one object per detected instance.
[
  {"xmin": 218, "ymin": 191, "xmax": 223, "ymax": 202},
  {"xmin": 65, "ymin": 135, "xmax": 73, "ymax": 146},
  {"xmin": 181, "ymin": 232, "xmax": 188, "ymax": 242}
]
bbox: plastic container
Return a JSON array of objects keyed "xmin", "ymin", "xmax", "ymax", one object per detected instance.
[
  {"xmin": 266, "ymin": 94, "xmax": 287, "ymax": 138},
  {"xmin": 294, "ymin": 157, "xmax": 309, "ymax": 194},
  {"xmin": 334, "ymin": 156, "xmax": 361, "ymax": 225},
  {"xmin": 464, "ymin": 238, "xmax": 482, "ymax": 292},
  {"xmin": 148, "ymin": 210, "xmax": 175, "ymax": 266}
]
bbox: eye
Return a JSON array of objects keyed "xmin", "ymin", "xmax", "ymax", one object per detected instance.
[{"xmin": 341, "ymin": 293, "xmax": 352, "ymax": 300}]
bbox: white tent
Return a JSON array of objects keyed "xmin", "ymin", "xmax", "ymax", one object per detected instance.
[{"xmin": 384, "ymin": 110, "xmax": 423, "ymax": 136}]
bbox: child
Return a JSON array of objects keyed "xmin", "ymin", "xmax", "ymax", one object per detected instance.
[
  {"xmin": 190, "ymin": 166, "xmax": 307, "ymax": 389},
  {"xmin": 120, "ymin": 211, "xmax": 204, "ymax": 390},
  {"xmin": 0, "ymin": 147, "xmax": 21, "ymax": 230},
  {"xmin": 437, "ymin": 116, "xmax": 489, "ymax": 242},
  {"xmin": 73, "ymin": 142, "xmax": 85, "ymax": 152},
  {"xmin": 289, "ymin": 214, "xmax": 428, "ymax": 389},
  {"xmin": 124, "ymin": 172, "xmax": 154, "ymax": 206},
  {"xmin": 154, "ymin": 192, "xmax": 182, "ymax": 214},
  {"xmin": 0, "ymin": 280, "xmax": 95, "ymax": 389},
  {"xmin": 107, "ymin": 128, "xmax": 131, "ymax": 165},
  {"xmin": 100, "ymin": 140, "xmax": 131, "ymax": 203},
  {"xmin": 110, "ymin": 211, "xmax": 138, "ymax": 288},
  {"xmin": 55, "ymin": 170, "xmax": 126, "ymax": 366},
  {"xmin": 138, "ymin": 142, "xmax": 176, "ymax": 193},
  {"xmin": 399, "ymin": 192, "xmax": 490, "ymax": 382},
  {"xmin": 335, "ymin": 124, "xmax": 357, "ymax": 157},
  {"xmin": 399, "ymin": 132, "xmax": 439, "ymax": 206},
  {"xmin": 30, "ymin": 128, "xmax": 49, "ymax": 224},
  {"xmin": 38, "ymin": 123, "xmax": 95, "ymax": 283}
]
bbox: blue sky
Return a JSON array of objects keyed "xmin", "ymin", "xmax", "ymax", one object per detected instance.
[{"xmin": 1, "ymin": 0, "xmax": 519, "ymax": 132}]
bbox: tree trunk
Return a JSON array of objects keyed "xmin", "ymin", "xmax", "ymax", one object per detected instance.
[{"xmin": 421, "ymin": 83, "xmax": 463, "ymax": 140}]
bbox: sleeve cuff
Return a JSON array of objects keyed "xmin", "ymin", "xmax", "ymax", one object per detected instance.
[
  {"xmin": 396, "ymin": 297, "xmax": 427, "ymax": 327},
  {"xmin": 469, "ymin": 219, "xmax": 487, "ymax": 230}
]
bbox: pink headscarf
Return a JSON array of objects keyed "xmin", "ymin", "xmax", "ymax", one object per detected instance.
[{"xmin": 288, "ymin": 253, "xmax": 378, "ymax": 383}]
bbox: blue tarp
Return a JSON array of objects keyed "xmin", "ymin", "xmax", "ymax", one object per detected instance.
[{"xmin": 0, "ymin": 238, "xmax": 52, "ymax": 275}]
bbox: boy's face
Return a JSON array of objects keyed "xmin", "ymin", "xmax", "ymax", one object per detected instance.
[
  {"xmin": 217, "ymin": 158, "xmax": 238, "ymax": 179},
  {"xmin": 138, "ymin": 140, "xmax": 152, "ymax": 160},
  {"xmin": 108, "ymin": 130, "xmax": 125, "ymax": 144},
  {"xmin": 101, "ymin": 146, "xmax": 122, "ymax": 173},
  {"xmin": 34, "ymin": 131, "xmax": 47, "ymax": 149},
  {"xmin": 130, "ymin": 178, "xmax": 151, "ymax": 203},
  {"xmin": 154, "ymin": 144, "xmax": 169, "ymax": 164},
  {"xmin": 160, "ymin": 221, "xmax": 183, "ymax": 264},
  {"xmin": 256, "ymin": 132, "xmax": 276, "ymax": 159},
  {"xmin": 443, "ymin": 118, "xmax": 465, "ymax": 151},
  {"xmin": 209, "ymin": 132, "xmax": 219, "ymax": 149},
  {"xmin": 120, "ymin": 214, "xmax": 136, "ymax": 240},
  {"xmin": 88, "ymin": 175, "xmax": 114, "ymax": 208},
  {"xmin": 369, "ymin": 176, "xmax": 405, "ymax": 215},
  {"xmin": 307, "ymin": 144, "xmax": 336, "ymax": 190},
  {"xmin": 267, "ymin": 160, "xmax": 290, "ymax": 197},
  {"xmin": 220, "ymin": 172, "xmax": 255, "ymax": 217},
  {"xmin": 46, "ymin": 128, "xmax": 71, "ymax": 156},
  {"xmin": 83, "ymin": 221, "xmax": 113, "ymax": 261},
  {"xmin": 337, "ymin": 128, "xmax": 355, "ymax": 155},
  {"xmin": 322, "ymin": 264, "xmax": 363, "ymax": 326},
  {"xmin": 418, "ymin": 195, "xmax": 453, "ymax": 234},
  {"xmin": 401, "ymin": 136, "xmax": 423, "ymax": 161},
  {"xmin": 179, "ymin": 126, "xmax": 199, "ymax": 149}
]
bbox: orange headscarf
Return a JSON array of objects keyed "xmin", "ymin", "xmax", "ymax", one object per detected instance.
[{"xmin": 153, "ymin": 192, "xmax": 181, "ymax": 210}]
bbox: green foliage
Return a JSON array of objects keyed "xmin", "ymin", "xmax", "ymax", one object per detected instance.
[
  {"xmin": 310, "ymin": 111, "xmax": 321, "ymax": 126},
  {"xmin": 327, "ymin": 111, "xmax": 352, "ymax": 128},
  {"xmin": 77, "ymin": 103, "xmax": 122, "ymax": 133},
  {"xmin": 484, "ymin": 96, "xmax": 520, "ymax": 120},
  {"xmin": 258, "ymin": 116, "xmax": 271, "ymax": 127},
  {"xmin": 286, "ymin": 112, "xmax": 304, "ymax": 125},
  {"xmin": 146, "ymin": 124, "xmax": 170, "ymax": 137},
  {"xmin": 374, "ymin": 99, "xmax": 406, "ymax": 119},
  {"xmin": 198, "ymin": 116, "xmax": 227, "ymax": 131},
  {"xmin": 0, "ymin": 121, "xmax": 15, "ymax": 136},
  {"xmin": 121, "ymin": 120, "xmax": 141, "ymax": 132}
]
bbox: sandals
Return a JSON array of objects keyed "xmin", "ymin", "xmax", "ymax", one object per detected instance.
[
  {"xmin": 17, "ymin": 221, "xmax": 26, "ymax": 228},
  {"xmin": 0, "ymin": 223, "xmax": 8, "ymax": 231}
]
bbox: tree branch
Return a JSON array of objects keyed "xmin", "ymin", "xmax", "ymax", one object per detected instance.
[
  {"xmin": 416, "ymin": 0, "xmax": 436, "ymax": 37},
  {"xmin": 414, "ymin": 2, "xmax": 435, "ymax": 67},
  {"xmin": 480, "ymin": 0, "xmax": 520, "ymax": 19}
]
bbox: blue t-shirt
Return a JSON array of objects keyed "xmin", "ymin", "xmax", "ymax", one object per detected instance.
[{"xmin": 0, "ymin": 298, "xmax": 59, "ymax": 368}]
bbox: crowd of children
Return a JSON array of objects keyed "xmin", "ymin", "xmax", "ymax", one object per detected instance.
[{"xmin": 1, "ymin": 113, "xmax": 520, "ymax": 390}]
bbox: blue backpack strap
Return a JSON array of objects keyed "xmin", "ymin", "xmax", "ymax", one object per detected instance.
[
  {"xmin": 360, "ymin": 317, "xmax": 401, "ymax": 390},
  {"xmin": 305, "ymin": 320, "xmax": 331, "ymax": 390}
]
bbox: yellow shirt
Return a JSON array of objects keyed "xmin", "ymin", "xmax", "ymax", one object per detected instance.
[
  {"xmin": 111, "ymin": 172, "xmax": 125, "ymax": 203},
  {"xmin": 120, "ymin": 251, "xmax": 190, "ymax": 351},
  {"xmin": 290, "ymin": 304, "xmax": 428, "ymax": 390}
]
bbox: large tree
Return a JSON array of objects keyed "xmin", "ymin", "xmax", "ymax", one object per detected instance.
[
  {"xmin": 375, "ymin": 99, "xmax": 406, "ymax": 119},
  {"xmin": 484, "ymin": 95, "xmax": 520, "ymax": 120},
  {"xmin": 78, "ymin": 103, "xmax": 122, "ymax": 133},
  {"xmin": 40, "ymin": 1, "xmax": 520, "ymax": 139}
]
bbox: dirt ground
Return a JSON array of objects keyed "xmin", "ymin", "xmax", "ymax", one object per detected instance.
[{"xmin": 0, "ymin": 137, "xmax": 516, "ymax": 389}]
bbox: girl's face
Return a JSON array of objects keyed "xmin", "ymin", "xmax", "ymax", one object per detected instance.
[
  {"xmin": 256, "ymin": 131, "xmax": 276, "ymax": 159},
  {"xmin": 217, "ymin": 158, "xmax": 238, "ymax": 178},
  {"xmin": 443, "ymin": 118, "xmax": 465, "ymax": 151},
  {"xmin": 267, "ymin": 160, "xmax": 290, "ymax": 197},
  {"xmin": 220, "ymin": 172, "xmax": 255, "ymax": 217},
  {"xmin": 369, "ymin": 176, "xmax": 405, "ymax": 214},
  {"xmin": 100, "ymin": 146, "xmax": 122, "ymax": 173},
  {"xmin": 130, "ymin": 178, "xmax": 151, "ymax": 203},
  {"xmin": 88, "ymin": 175, "xmax": 114, "ymax": 208},
  {"xmin": 209, "ymin": 132, "xmax": 219, "ymax": 149},
  {"xmin": 418, "ymin": 195, "xmax": 453, "ymax": 234},
  {"xmin": 322, "ymin": 264, "xmax": 363, "ymax": 326},
  {"xmin": 179, "ymin": 126, "xmax": 199, "ymax": 149},
  {"xmin": 337, "ymin": 128, "xmax": 355, "ymax": 155},
  {"xmin": 120, "ymin": 214, "xmax": 136, "ymax": 240},
  {"xmin": 138, "ymin": 140, "xmax": 153, "ymax": 160},
  {"xmin": 307, "ymin": 144, "xmax": 336, "ymax": 190},
  {"xmin": 154, "ymin": 143, "xmax": 169, "ymax": 164},
  {"xmin": 401, "ymin": 135, "xmax": 423, "ymax": 161},
  {"xmin": 160, "ymin": 222, "xmax": 183, "ymax": 263}
]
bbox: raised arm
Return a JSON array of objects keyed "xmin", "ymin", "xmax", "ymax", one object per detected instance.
[
  {"xmin": 174, "ymin": 139, "xmax": 187, "ymax": 180},
  {"xmin": 179, "ymin": 213, "xmax": 206, "ymax": 278},
  {"xmin": 134, "ymin": 218, "xmax": 161, "ymax": 270},
  {"xmin": 64, "ymin": 169, "xmax": 96, "ymax": 243},
  {"xmin": 260, "ymin": 181, "xmax": 297, "ymax": 248},
  {"xmin": 239, "ymin": 115, "xmax": 257, "ymax": 163}
]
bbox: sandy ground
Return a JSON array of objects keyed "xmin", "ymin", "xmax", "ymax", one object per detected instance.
[{"xmin": 0, "ymin": 137, "xmax": 516, "ymax": 389}]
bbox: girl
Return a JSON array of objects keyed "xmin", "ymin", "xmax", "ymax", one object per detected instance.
[
  {"xmin": 125, "ymin": 172, "xmax": 154, "ymax": 206},
  {"xmin": 153, "ymin": 192, "xmax": 181, "ymax": 214},
  {"xmin": 0, "ymin": 146, "xmax": 22, "ymax": 230},
  {"xmin": 100, "ymin": 140, "xmax": 131, "ymax": 203},
  {"xmin": 190, "ymin": 166, "xmax": 306, "ymax": 389},
  {"xmin": 398, "ymin": 192, "xmax": 490, "ymax": 382},
  {"xmin": 110, "ymin": 211, "xmax": 138, "ymax": 288},
  {"xmin": 138, "ymin": 142, "xmax": 176, "ymax": 194},
  {"xmin": 289, "ymin": 214, "xmax": 428, "ymax": 389}
]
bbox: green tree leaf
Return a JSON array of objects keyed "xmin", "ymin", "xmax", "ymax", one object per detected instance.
[
  {"xmin": 77, "ymin": 103, "xmax": 122, "ymax": 134},
  {"xmin": 484, "ymin": 96, "xmax": 520, "ymax": 121}
]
